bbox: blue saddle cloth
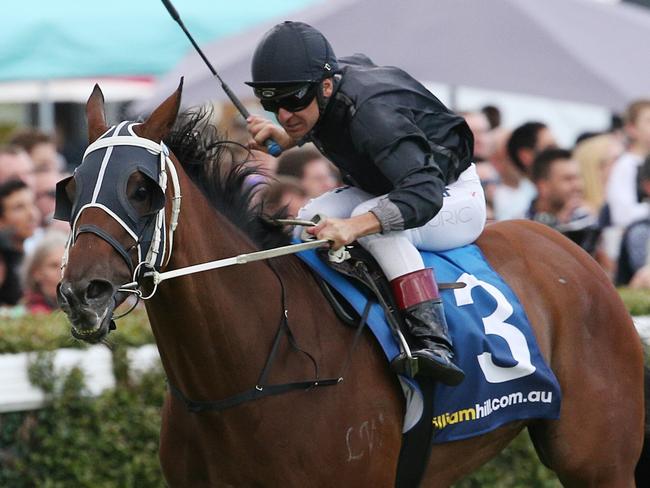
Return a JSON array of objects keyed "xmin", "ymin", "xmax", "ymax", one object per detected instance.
[{"xmin": 297, "ymin": 244, "xmax": 561, "ymax": 444}]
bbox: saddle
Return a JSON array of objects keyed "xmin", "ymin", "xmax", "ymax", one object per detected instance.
[
  {"xmin": 315, "ymin": 245, "xmax": 463, "ymax": 360},
  {"xmin": 316, "ymin": 245, "xmax": 396, "ymax": 324}
]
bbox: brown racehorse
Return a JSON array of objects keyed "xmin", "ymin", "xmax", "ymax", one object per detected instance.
[{"xmin": 57, "ymin": 84, "xmax": 645, "ymax": 487}]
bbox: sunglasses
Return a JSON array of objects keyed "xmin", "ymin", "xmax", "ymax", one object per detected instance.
[{"xmin": 255, "ymin": 84, "xmax": 317, "ymax": 114}]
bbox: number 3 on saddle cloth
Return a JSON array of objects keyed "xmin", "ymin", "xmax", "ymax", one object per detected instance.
[{"xmin": 296, "ymin": 243, "xmax": 561, "ymax": 444}]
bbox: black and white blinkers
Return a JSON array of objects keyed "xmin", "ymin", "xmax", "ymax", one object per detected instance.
[{"xmin": 54, "ymin": 121, "xmax": 181, "ymax": 274}]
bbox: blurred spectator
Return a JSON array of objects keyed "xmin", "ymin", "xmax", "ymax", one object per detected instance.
[
  {"xmin": 573, "ymin": 133, "xmax": 624, "ymax": 213},
  {"xmin": 0, "ymin": 145, "xmax": 35, "ymax": 187},
  {"xmin": 32, "ymin": 170, "xmax": 63, "ymax": 227},
  {"xmin": 226, "ymin": 115, "xmax": 257, "ymax": 164},
  {"xmin": 262, "ymin": 176, "xmax": 308, "ymax": 218},
  {"xmin": 491, "ymin": 122, "xmax": 557, "ymax": 221},
  {"xmin": 20, "ymin": 230, "xmax": 67, "ymax": 314},
  {"xmin": 616, "ymin": 154, "xmax": 650, "ymax": 287},
  {"xmin": 481, "ymin": 105, "xmax": 501, "ymax": 130},
  {"xmin": 507, "ymin": 121, "xmax": 558, "ymax": 177},
  {"xmin": 245, "ymin": 149, "xmax": 279, "ymax": 208},
  {"xmin": 248, "ymin": 149, "xmax": 278, "ymax": 176},
  {"xmin": 490, "ymin": 129, "xmax": 535, "ymax": 220},
  {"xmin": 527, "ymin": 148, "xmax": 599, "ymax": 254},
  {"xmin": 463, "ymin": 111, "xmax": 494, "ymax": 162},
  {"xmin": 605, "ymin": 99, "xmax": 650, "ymax": 228},
  {"xmin": 0, "ymin": 179, "xmax": 40, "ymax": 306},
  {"xmin": 276, "ymin": 145, "xmax": 340, "ymax": 198},
  {"xmin": 574, "ymin": 131, "xmax": 603, "ymax": 146},
  {"xmin": 9, "ymin": 129, "xmax": 65, "ymax": 173},
  {"xmin": 475, "ymin": 161, "xmax": 498, "ymax": 220}
]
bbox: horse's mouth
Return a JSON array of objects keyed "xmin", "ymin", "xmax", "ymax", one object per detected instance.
[{"xmin": 66, "ymin": 301, "xmax": 116, "ymax": 344}]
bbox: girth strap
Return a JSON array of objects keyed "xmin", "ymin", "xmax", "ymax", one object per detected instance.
[{"xmin": 168, "ymin": 377, "xmax": 340, "ymax": 413}]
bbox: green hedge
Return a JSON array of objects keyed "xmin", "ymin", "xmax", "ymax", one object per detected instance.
[
  {"xmin": 0, "ymin": 350, "xmax": 165, "ymax": 487},
  {"xmin": 618, "ymin": 288, "xmax": 650, "ymax": 317},
  {"xmin": 0, "ymin": 308, "xmax": 154, "ymax": 354}
]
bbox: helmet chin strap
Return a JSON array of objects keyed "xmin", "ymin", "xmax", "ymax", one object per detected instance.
[
  {"xmin": 316, "ymin": 85, "xmax": 329, "ymax": 114},
  {"xmin": 316, "ymin": 75, "xmax": 338, "ymax": 114}
]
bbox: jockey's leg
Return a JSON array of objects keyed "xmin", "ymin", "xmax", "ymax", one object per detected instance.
[
  {"xmin": 295, "ymin": 186, "xmax": 375, "ymax": 238},
  {"xmin": 354, "ymin": 164, "xmax": 486, "ymax": 384}
]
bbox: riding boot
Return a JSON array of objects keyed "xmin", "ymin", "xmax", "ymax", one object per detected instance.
[{"xmin": 390, "ymin": 268, "xmax": 465, "ymax": 386}]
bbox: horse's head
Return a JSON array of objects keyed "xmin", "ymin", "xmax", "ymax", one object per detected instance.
[{"xmin": 56, "ymin": 81, "xmax": 183, "ymax": 343}]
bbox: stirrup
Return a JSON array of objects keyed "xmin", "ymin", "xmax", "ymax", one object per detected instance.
[
  {"xmin": 412, "ymin": 348, "xmax": 465, "ymax": 386},
  {"xmin": 390, "ymin": 353, "xmax": 420, "ymax": 378}
]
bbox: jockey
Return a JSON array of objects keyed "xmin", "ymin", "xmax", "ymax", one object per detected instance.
[{"xmin": 246, "ymin": 21, "xmax": 486, "ymax": 386}]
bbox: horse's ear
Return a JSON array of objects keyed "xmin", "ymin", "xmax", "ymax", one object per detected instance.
[
  {"xmin": 136, "ymin": 78, "xmax": 183, "ymax": 142},
  {"xmin": 86, "ymin": 84, "xmax": 108, "ymax": 144}
]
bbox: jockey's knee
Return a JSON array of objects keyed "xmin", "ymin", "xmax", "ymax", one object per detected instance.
[
  {"xmin": 414, "ymin": 201, "xmax": 486, "ymax": 251},
  {"xmin": 298, "ymin": 186, "xmax": 375, "ymax": 222}
]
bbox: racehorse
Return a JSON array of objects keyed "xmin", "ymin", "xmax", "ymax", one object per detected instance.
[{"xmin": 57, "ymin": 83, "xmax": 645, "ymax": 487}]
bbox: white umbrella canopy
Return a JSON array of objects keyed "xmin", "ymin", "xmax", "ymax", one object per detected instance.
[{"xmin": 132, "ymin": 0, "xmax": 650, "ymax": 116}]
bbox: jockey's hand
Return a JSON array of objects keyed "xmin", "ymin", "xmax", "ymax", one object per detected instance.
[
  {"xmin": 306, "ymin": 213, "xmax": 382, "ymax": 250},
  {"xmin": 246, "ymin": 115, "xmax": 295, "ymax": 153}
]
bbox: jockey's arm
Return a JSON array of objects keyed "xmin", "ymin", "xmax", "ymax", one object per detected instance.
[{"xmin": 307, "ymin": 212, "xmax": 381, "ymax": 250}]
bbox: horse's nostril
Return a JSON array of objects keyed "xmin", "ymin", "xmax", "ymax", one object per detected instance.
[
  {"xmin": 86, "ymin": 280, "xmax": 114, "ymax": 301},
  {"xmin": 57, "ymin": 281, "xmax": 74, "ymax": 306}
]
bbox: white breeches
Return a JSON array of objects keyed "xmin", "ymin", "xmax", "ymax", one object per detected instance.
[{"xmin": 297, "ymin": 164, "xmax": 486, "ymax": 280}]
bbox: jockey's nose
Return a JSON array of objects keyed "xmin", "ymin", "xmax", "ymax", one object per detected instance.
[
  {"xmin": 57, "ymin": 279, "xmax": 115, "ymax": 308},
  {"xmin": 277, "ymin": 108, "xmax": 293, "ymax": 123}
]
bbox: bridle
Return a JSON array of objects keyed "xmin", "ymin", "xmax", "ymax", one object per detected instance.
[{"xmin": 58, "ymin": 122, "xmax": 182, "ymax": 302}]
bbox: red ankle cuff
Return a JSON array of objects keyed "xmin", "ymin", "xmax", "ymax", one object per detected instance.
[{"xmin": 391, "ymin": 268, "xmax": 439, "ymax": 310}]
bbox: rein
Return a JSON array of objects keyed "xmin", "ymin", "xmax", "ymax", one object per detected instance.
[
  {"xmin": 168, "ymin": 260, "xmax": 372, "ymax": 413},
  {"xmin": 118, "ymin": 238, "xmax": 330, "ymax": 295}
]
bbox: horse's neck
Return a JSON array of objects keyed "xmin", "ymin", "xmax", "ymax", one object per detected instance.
[{"xmin": 145, "ymin": 175, "xmax": 287, "ymax": 399}]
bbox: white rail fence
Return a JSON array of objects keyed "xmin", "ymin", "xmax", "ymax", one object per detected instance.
[
  {"xmin": 0, "ymin": 344, "xmax": 160, "ymax": 413},
  {"xmin": 1, "ymin": 320, "xmax": 649, "ymax": 414}
]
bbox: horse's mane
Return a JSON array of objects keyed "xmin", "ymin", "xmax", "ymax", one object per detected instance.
[{"xmin": 163, "ymin": 108, "xmax": 291, "ymax": 249}]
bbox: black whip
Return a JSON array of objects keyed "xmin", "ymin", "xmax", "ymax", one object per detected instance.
[{"xmin": 161, "ymin": 0, "xmax": 282, "ymax": 156}]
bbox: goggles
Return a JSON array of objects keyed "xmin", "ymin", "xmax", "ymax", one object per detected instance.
[{"xmin": 255, "ymin": 83, "xmax": 318, "ymax": 113}]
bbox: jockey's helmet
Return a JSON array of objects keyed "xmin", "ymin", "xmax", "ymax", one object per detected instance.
[{"xmin": 247, "ymin": 22, "xmax": 338, "ymax": 112}]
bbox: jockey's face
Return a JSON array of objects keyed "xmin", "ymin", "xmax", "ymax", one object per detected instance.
[{"xmin": 277, "ymin": 79, "xmax": 333, "ymax": 141}]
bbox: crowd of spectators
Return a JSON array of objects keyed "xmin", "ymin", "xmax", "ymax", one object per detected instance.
[
  {"xmin": 462, "ymin": 99, "xmax": 650, "ymax": 284},
  {"xmin": 2, "ymin": 98, "xmax": 650, "ymax": 317},
  {"xmin": 0, "ymin": 129, "xmax": 69, "ymax": 316}
]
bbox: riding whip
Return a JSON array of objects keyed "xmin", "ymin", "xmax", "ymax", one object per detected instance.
[{"xmin": 160, "ymin": 0, "xmax": 282, "ymax": 156}]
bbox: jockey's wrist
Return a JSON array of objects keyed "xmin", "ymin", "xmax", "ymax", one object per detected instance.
[
  {"xmin": 350, "ymin": 212, "xmax": 382, "ymax": 239},
  {"xmin": 369, "ymin": 198, "xmax": 405, "ymax": 233}
]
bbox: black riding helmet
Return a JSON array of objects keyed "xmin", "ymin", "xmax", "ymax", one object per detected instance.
[{"xmin": 247, "ymin": 22, "xmax": 338, "ymax": 113}]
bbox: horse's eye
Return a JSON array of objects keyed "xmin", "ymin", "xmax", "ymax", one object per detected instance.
[{"xmin": 133, "ymin": 185, "xmax": 150, "ymax": 202}]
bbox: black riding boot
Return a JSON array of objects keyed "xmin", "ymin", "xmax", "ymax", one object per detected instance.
[{"xmin": 391, "ymin": 269, "xmax": 465, "ymax": 386}]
